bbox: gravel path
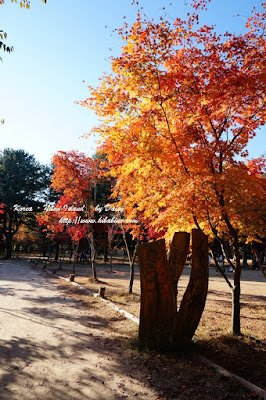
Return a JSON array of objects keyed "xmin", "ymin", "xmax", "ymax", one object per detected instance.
[{"xmin": 0, "ymin": 260, "xmax": 157, "ymax": 400}]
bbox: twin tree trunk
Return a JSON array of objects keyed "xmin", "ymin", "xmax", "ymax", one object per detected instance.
[{"xmin": 138, "ymin": 229, "xmax": 209, "ymax": 351}]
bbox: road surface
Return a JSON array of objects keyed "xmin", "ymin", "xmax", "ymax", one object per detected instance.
[{"xmin": 0, "ymin": 259, "xmax": 157, "ymax": 400}]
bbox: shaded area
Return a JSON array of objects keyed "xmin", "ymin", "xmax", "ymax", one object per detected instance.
[
  {"xmin": 56, "ymin": 282, "xmax": 257, "ymax": 399},
  {"xmin": 0, "ymin": 259, "xmax": 261, "ymax": 399},
  {"xmin": 196, "ymin": 335, "xmax": 266, "ymax": 391}
]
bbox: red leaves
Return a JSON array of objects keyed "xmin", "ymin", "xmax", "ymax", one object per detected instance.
[
  {"xmin": 78, "ymin": 2, "xmax": 266, "ymax": 244},
  {"xmin": 37, "ymin": 150, "xmax": 103, "ymax": 244},
  {"xmin": 51, "ymin": 150, "xmax": 98, "ymax": 201},
  {"xmin": 246, "ymin": 157, "xmax": 266, "ymax": 178}
]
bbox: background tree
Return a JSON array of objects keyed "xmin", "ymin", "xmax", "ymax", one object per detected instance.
[
  {"xmin": 50, "ymin": 150, "xmax": 106, "ymax": 280},
  {"xmin": 37, "ymin": 194, "xmax": 90, "ymax": 271},
  {"xmin": 80, "ymin": 2, "xmax": 266, "ymax": 335},
  {"xmin": 0, "ymin": 148, "xmax": 50, "ymax": 257},
  {"xmin": 13, "ymin": 221, "xmax": 39, "ymax": 253}
]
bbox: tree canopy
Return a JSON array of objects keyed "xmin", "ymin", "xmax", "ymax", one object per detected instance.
[
  {"xmin": 79, "ymin": 1, "xmax": 266, "ymax": 335},
  {"xmin": 0, "ymin": 148, "xmax": 50, "ymax": 207},
  {"xmin": 0, "ymin": 148, "xmax": 50, "ymax": 257},
  {"xmin": 80, "ymin": 2, "xmax": 266, "ymax": 244}
]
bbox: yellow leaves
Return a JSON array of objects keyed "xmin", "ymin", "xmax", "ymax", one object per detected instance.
[{"xmin": 78, "ymin": 8, "xmax": 266, "ymax": 242}]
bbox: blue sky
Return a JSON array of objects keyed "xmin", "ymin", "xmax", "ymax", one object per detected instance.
[{"xmin": 0, "ymin": 0, "xmax": 265, "ymax": 166}]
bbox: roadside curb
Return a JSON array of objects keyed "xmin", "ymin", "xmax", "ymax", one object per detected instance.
[
  {"xmin": 40, "ymin": 265, "xmax": 265, "ymax": 399},
  {"xmin": 44, "ymin": 268, "xmax": 140, "ymax": 325},
  {"xmin": 194, "ymin": 355, "xmax": 266, "ymax": 399}
]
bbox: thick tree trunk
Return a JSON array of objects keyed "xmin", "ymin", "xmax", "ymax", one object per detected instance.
[
  {"xmin": 138, "ymin": 239, "xmax": 176, "ymax": 351},
  {"xmin": 167, "ymin": 232, "xmax": 190, "ymax": 310},
  {"xmin": 170, "ymin": 229, "xmax": 209, "ymax": 349},
  {"xmin": 138, "ymin": 229, "xmax": 208, "ymax": 351}
]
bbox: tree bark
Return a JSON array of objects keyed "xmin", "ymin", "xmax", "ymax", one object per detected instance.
[
  {"xmin": 138, "ymin": 239, "xmax": 176, "ymax": 351},
  {"xmin": 72, "ymin": 241, "xmax": 79, "ymax": 275},
  {"xmin": 232, "ymin": 285, "xmax": 241, "ymax": 335},
  {"xmin": 129, "ymin": 246, "xmax": 138, "ymax": 294},
  {"xmin": 167, "ymin": 232, "xmax": 190, "ymax": 310},
  {"xmin": 231, "ymin": 237, "xmax": 241, "ymax": 336},
  {"xmin": 137, "ymin": 230, "xmax": 209, "ymax": 351},
  {"xmin": 89, "ymin": 232, "xmax": 97, "ymax": 280},
  {"xmin": 170, "ymin": 229, "xmax": 209, "ymax": 349},
  {"xmin": 128, "ymin": 261, "xmax": 134, "ymax": 294},
  {"xmin": 122, "ymin": 229, "xmax": 138, "ymax": 294}
]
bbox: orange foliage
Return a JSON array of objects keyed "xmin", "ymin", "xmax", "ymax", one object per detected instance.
[
  {"xmin": 79, "ymin": 2, "xmax": 266, "ymax": 245},
  {"xmin": 51, "ymin": 151, "xmax": 98, "ymax": 203},
  {"xmin": 37, "ymin": 151, "xmax": 100, "ymax": 244}
]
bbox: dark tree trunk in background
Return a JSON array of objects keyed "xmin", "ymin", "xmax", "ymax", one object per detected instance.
[
  {"xmin": 72, "ymin": 241, "xmax": 79, "ymax": 275},
  {"xmin": 89, "ymin": 233, "xmax": 97, "ymax": 280},
  {"xmin": 55, "ymin": 242, "xmax": 60, "ymax": 261},
  {"xmin": 122, "ymin": 229, "xmax": 138, "ymax": 294},
  {"xmin": 5, "ymin": 233, "xmax": 12, "ymax": 258},
  {"xmin": 232, "ymin": 237, "xmax": 242, "ymax": 336},
  {"xmin": 128, "ymin": 246, "xmax": 138, "ymax": 294},
  {"xmin": 2, "ymin": 207, "xmax": 20, "ymax": 258}
]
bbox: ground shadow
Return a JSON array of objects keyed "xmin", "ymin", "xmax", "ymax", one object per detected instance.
[
  {"xmin": 195, "ymin": 334, "xmax": 266, "ymax": 390},
  {"xmin": 0, "ymin": 259, "xmax": 258, "ymax": 400}
]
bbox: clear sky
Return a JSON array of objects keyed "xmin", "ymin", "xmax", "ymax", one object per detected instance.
[{"xmin": 0, "ymin": 0, "xmax": 265, "ymax": 166}]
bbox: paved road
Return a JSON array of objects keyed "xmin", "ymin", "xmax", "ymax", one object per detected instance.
[{"xmin": 0, "ymin": 260, "xmax": 156, "ymax": 400}]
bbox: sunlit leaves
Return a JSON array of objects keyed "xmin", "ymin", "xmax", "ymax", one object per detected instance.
[
  {"xmin": 51, "ymin": 150, "xmax": 98, "ymax": 201},
  {"xmin": 37, "ymin": 150, "xmax": 100, "ymax": 244},
  {"xmin": 80, "ymin": 2, "xmax": 265, "ymax": 244}
]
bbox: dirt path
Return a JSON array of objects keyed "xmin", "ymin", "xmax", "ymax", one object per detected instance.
[
  {"xmin": 47, "ymin": 260, "xmax": 265, "ymax": 342},
  {"xmin": 0, "ymin": 260, "xmax": 158, "ymax": 400}
]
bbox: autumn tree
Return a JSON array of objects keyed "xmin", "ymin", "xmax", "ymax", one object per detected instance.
[
  {"xmin": 37, "ymin": 195, "xmax": 89, "ymax": 272},
  {"xmin": 49, "ymin": 150, "xmax": 105, "ymax": 279},
  {"xmin": 13, "ymin": 222, "xmax": 39, "ymax": 253},
  {"xmin": 79, "ymin": 2, "xmax": 266, "ymax": 336}
]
